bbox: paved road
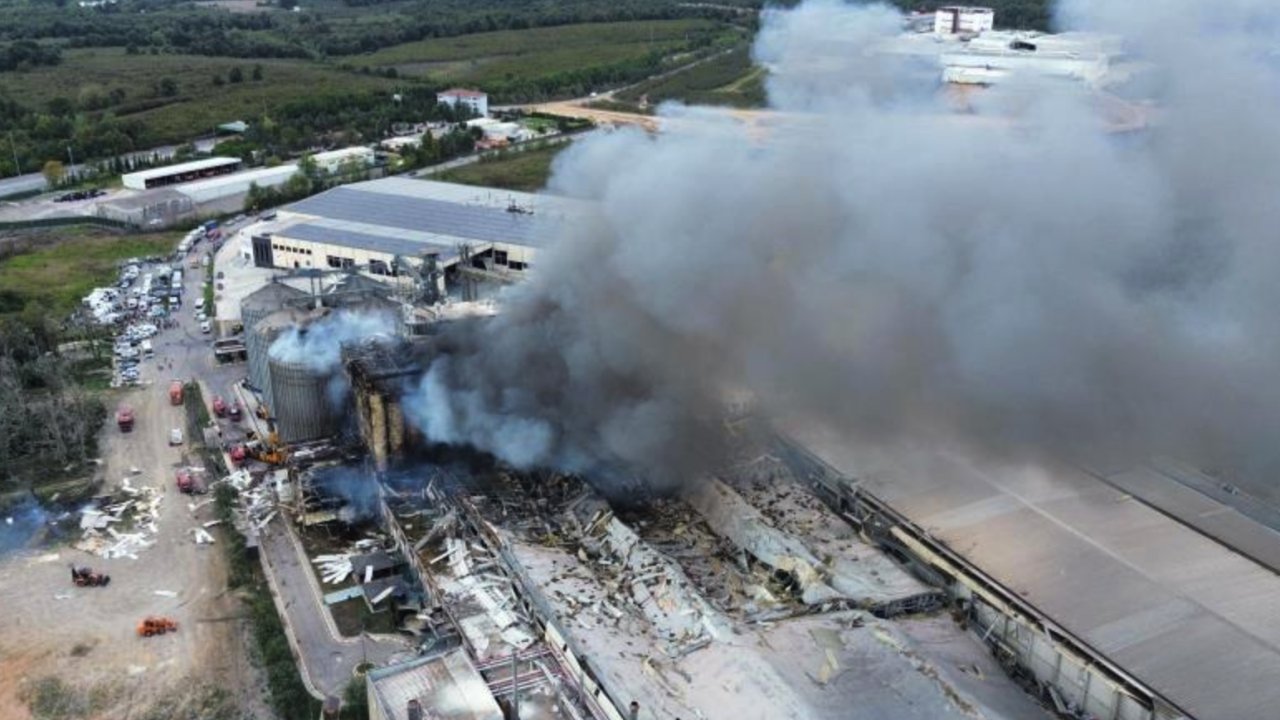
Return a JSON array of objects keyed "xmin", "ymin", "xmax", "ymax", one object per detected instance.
[
  {"xmin": 0, "ymin": 138, "xmax": 218, "ymax": 199},
  {"xmin": 258, "ymin": 515, "xmax": 410, "ymax": 697}
]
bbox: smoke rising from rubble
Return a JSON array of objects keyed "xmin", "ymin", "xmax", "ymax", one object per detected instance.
[{"xmin": 405, "ymin": 0, "xmax": 1280, "ymax": 491}]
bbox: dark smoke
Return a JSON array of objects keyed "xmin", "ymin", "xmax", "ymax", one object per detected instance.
[{"xmin": 403, "ymin": 0, "xmax": 1280, "ymax": 494}]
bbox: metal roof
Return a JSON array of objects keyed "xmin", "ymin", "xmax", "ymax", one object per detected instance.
[
  {"xmin": 275, "ymin": 222, "xmax": 463, "ymax": 263},
  {"xmin": 368, "ymin": 650, "xmax": 503, "ymax": 720},
  {"xmin": 284, "ymin": 184, "xmax": 550, "ymax": 248},
  {"xmin": 783, "ymin": 423, "xmax": 1280, "ymax": 720},
  {"xmin": 122, "ymin": 156, "xmax": 240, "ymax": 183}
]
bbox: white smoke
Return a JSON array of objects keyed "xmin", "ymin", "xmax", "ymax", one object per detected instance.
[
  {"xmin": 268, "ymin": 310, "xmax": 396, "ymax": 373},
  {"xmin": 403, "ymin": 0, "xmax": 1280, "ymax": 495}
]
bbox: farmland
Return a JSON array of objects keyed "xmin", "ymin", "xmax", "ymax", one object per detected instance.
[
  {"xmin": 357, "ymin": 19, "xmax": 744, "ymax": 101},
  {"xmin": 436, "ymin": 142, "xmax": 571, "ymax": 193},
  {"xmin": 614, "ymin": 43, "xmax": 766, "ymax": 109}
]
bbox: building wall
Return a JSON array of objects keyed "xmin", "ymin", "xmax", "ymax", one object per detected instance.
[
  {"xmin": 934, "ymin": 7, "xmax": 995, "ymax": 35},
  {"xmin": 438, "ymin": 93, "xmax": 489, "ymax": 118}
]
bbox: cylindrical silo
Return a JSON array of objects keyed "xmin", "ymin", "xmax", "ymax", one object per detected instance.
[
  {"xmin": 240, "ymin": 282, "xmax": 309, "ymax": 396},
  {"xmin": 268, "ymin": 356, "xmax": 339, "ymax": 443}
]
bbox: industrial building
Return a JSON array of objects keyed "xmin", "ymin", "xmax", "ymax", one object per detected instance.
[
  {"xmin": 781, "ymin": 422, "xmax": 1280, "ymax": 720},
  {"xmin": 941, "ymin": 31, "xmax": 1123, "ymax": 86},
  {"xmin": 437, "ymin": 88, "xmax": 489, "ymax": 118},
  {"xmin": 310, "ymin": 146, "xmax": 375, "ymax": 174},
  {"xmin": 121, "ymin": 156, "xmax": 242, "ymax": 190},
  {"xmin": 95, "ymin": 188, "xmax": 195, "ymax": 227},
  {"xmin": 176, "ymin": 164, "xmax": 300, "ymax": 212},
  {"xmin": 933, "ymin": 6, "xmax": 995, "ymax": 35},
  {"xmin": 366, "ymin": 651, "xmax": 503, "ymax": 720},
  {"xmin": 243, "ymin": 177, "xmax": 588, "ymax": 291}
]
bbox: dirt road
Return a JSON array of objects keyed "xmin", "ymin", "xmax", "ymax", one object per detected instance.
[{"xmin": 0, "ymin": 251, "xmax": 263, "ymax": 718}]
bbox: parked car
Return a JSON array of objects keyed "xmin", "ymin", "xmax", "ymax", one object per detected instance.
[
  {"xmin": 169, "ymin": 427, "xmax": 183, "ymax": 446},
  {"xmin": 199, "ymin": 320, "xmax": 212, "ymax": 334}
]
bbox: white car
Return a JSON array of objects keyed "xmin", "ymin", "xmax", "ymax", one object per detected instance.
[
  {"xmin": 200, "ymin": 320, "xmax": 212, "ymax": 334},
  {"xmin": 169, "ymin": 427, "xmax": 184, "ymax": 445}
]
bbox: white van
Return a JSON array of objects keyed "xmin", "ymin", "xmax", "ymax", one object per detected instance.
[
  {"xmin": 199, "ymin": 320, "xmax": 212, "ymax": 334},
  {"xmin": 141, "ymin": 339, "xmax": 153, "ymax": 357},
  {"xmin": 194, "ymin": 297, "xmax": 205, "ymax": 311}
]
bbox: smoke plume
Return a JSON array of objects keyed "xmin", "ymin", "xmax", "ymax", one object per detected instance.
[
  {"xmin": 269, "ymin": 310, "xmax": 396, "ymax": 373},
  {"xmin": 405, "ymin": 0, "xmax": 1280, "ymax": 494}
]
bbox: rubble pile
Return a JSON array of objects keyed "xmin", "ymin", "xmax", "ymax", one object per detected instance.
[{"xmin": 75, "ymin": 478, "xmax": 161, "ymax": 559}]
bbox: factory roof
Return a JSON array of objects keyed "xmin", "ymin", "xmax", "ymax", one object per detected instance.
[
  {"xmin": 367, "ymin": 651, "xmax": 503, "ymax": 720},
  {"xmin": 275, "ymin": 222, "xmax": 463, "ymax": 264},
  {"xmin": 176, "ymin": 163, "xmax": 300, "ymax": 195},
  {"xmin": 122, "ymin": 156, "xmax": 240, "ymax": 184},
  {"xmin": 281, "ymin": 177, "xmax": 588, "ymax": 252},
  {"xmin": 439, "ymin": 88, "xmax": 487, "ymax": 98},
  {"xmin": 785, "ymin": 422, "xmax": 1280, "ymax": 720},
  {"xmin": 311, "ymin": 146, "xmax": 373, "ymax": 163},
  {"xmin": 241, "ymin": 280, "xmax": 310, "ymax": 315},
  {"xmin": 97, "ymin": 188, "xmax": 190, "ymax": 211}
]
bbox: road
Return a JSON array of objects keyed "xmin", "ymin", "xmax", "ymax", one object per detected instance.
[
  {"xmin": 258, "ymin": 515, "xmax": 410, "ymax": 697},
  {"xmin": 0, "ymin": 138, "xmax": 217, "ymax": 199},
  {"xmin": 0, "ymin": 237, "xmax": 265, "ymax": 719}
]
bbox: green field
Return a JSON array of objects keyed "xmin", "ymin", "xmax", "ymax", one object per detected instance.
[
  {"xmin": 616, "ymin": 44, "xmax": 766, "ymax": 109},
  {"xmin": 359, "ymin": 19, "xmax": 736, "ymax": 92},
  {"xmin": 437, "ymin": 142, "xmax": 571, "ymax": 192},
  {"xmin": 0, "ymin": 48, "xmax": 398, "ymax": 144},
  {"xmin": 0, "ymin": 228, "xmax": 180, "ymax": 318}
]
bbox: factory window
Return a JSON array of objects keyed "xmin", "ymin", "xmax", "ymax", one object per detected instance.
[
  {"xmin": 342, "ymin": 257, "xmax": 355, "ymax": 269},
  {"xmin": 509, "ymin": 261, "xmax": 525, "ymax": 271},
  {"xmin": 327, "ymin": 255, "xmax": 343, "ymax": 269},
  {"xmin": 494, "ymin": 250, "xmax": 508, "ymax": 266},
  {"xmin": 370, "ymin": 259, "xmax": 389, "ymax": 276}
]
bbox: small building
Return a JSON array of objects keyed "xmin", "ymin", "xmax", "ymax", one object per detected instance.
[
  {"xmin": 218, "ymin": 120, "xmax": 249, "ymax": 135},
  {"xmin": 933, "ymin": 6, "xmax": 995, "ymax": 35},
  {"xmin": 96, "ymin": 189, "xmax": 195, "ymax": 228},
  {"xmin": 367, "ymin": 651, "xmax": 503, "ymax": 720},
  {"xmin": 437, "ymin": 88, "xmax": 489, "ymax": 118},
  {"xmin": 310, "ymin": 146, "xmax": 376, "ymax": 174},
  {"xmin": 122, "ymin": 157, "xmax": 243, "ymax": 190}
]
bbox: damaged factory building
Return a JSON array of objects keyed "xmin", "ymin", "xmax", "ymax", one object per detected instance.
[{"xmin": 228, "ymin": 289, "xmax": 1204, "ymax": 720}]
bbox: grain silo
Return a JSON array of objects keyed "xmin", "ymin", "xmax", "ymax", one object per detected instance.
[
  {"xmin": 241, "ymin": 281, "xmax": 309, "ymax": 396},
  {"xmin": 268, "ymin": 352, "xmax": 340, "ymax": 443}
]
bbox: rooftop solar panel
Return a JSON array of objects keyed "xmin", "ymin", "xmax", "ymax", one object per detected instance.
[{"xmin": 286, "ymin": 186, "xmax": 551, "ymax": 247}]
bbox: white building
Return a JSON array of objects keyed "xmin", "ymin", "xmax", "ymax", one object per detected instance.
[
  {"xmin": 175, "ymin": 164, "xmax": 300, "ymax": 206},
  {"xmin": 310, "ymin": 146, "xmax": 375, "ymax": 174},
  {"xmin": 941, "ymin": 31, "xmax": 1121, "ymax": 86},
  {"xmin": 934, "ymin": 6, "xmax": 995, "ymax": 36},
  {"xmin": 437, "ymin": 88, "xmax": 489, "ymax": 118},
  {"xmin": 122, "ymin": 157, "xmax": 242, "ymax": 190},
  {"xmin": 244, "ymin": 176, "xmax": 589, "ymax": 282}
]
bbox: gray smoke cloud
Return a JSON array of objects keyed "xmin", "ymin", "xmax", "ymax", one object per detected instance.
[{"xmin": 404, "ymin": 0, "xmax": 1280, "ymax": 493}]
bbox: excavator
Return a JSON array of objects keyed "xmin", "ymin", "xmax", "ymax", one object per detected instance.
[{"xmin": 244, "ymin": 416, "xmax": 287, "ymax": 466}]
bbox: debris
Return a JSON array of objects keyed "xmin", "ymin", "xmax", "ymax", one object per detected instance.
[
  {"xmin": 202, "ymin": 520, "xmax": 222, "ymax": 528},
  {"xmin": 54, "ymin": 593, "xmax": 72, "ymax": 601},
  {"xmin": 153, "ymin": 590, "xmax": 178, "ymax": 598},
  {"xmin": 370, "ymin": 585, "xmax": 396, "ymax": 605}
]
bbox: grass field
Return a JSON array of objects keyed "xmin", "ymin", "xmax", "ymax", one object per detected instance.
[
  {"xmin": 437, "ymin": 142, "xmax": 570, "ymax": 192},
  {"xmin": 616, "ymin": 44, "xmax": 766, "ymax": 109},
  {"xmin": 0, "ymin": 227, "xmax": 179, "ymax": 318},
  {"xmin": 0, "ymin": 48, "xmax": 398, "ymax": 144},
  {"xmin": 359, "ymin": 19, "xmax": 732, "ymax": 87}
]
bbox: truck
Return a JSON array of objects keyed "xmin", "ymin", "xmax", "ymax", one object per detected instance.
[
  {"xmin": 176, "ymin": 468, "xmax": 195, "ymax": 493},
  {"xmin": 169, "ymin": 380, "xmax": 184, "ymax": 405},
  {"xmin": 115, "ymin": 405, "xmax": 135, "ymax": 432},
  {"xmin": 212, "ymin": 395, "xmax": 227, "ymax": 417}
]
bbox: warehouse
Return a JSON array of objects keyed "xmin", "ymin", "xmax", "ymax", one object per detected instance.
[
  {"xmin": 246, "ymin": 177, "xmax": 588, "ymax": 286},
  {"xmin": 95, "ymin": 188, "xmax": 195, "ymax": 227},
  {"xmin": 122, "ymin": 156, "xmax": 242, "ymax": 190},
  {"xmin": 175, "ymin": 164, "xmax": 300, "ymax": 213},
  {"xmin": 310, "ymin": 146, "xmax": 375, "ymax": 174},
  {"xmin": 782, "ymin": 421, "xmax": 1280, "ymax": 720}
]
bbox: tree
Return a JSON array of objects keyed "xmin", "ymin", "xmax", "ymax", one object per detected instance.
[
  {"xmin": 157, "ymin": 78, "xmax": 178, "ymax": 97},
  {"xmin": 252, "ymin": 64, "xmax": 263, "ymax": 81},
  {"xmin": 212, "ymin": 74, "xmax": 225, "ymax": 87},
  {"xmin": 229, "ymin": 67, "xmax": 244, "ymax": 84},
  {"xmin": 41, "ymin": 160, "xmax": 65, "ymax": 186}
]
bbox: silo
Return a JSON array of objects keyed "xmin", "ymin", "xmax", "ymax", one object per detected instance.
[
  {"xmin": 268, "ymin": 355, "xmax": 339, "ymax": 443},
  {"xmin": 241, "ymin": 282, "xmax": 309, "ymax": 395}
]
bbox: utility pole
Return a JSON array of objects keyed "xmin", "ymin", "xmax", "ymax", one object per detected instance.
[
  {"xmin": 66, "ymin": 145, "xmax": 76, "ymax": 181},
  {"xmin": 8, "ymin": 132, "xmax": 19, "ymax": 177}
]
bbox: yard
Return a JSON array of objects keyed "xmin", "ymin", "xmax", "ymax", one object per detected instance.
[{"xmin": 436, "ymin": 142, "xmax": 571, "ymax": 193}]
